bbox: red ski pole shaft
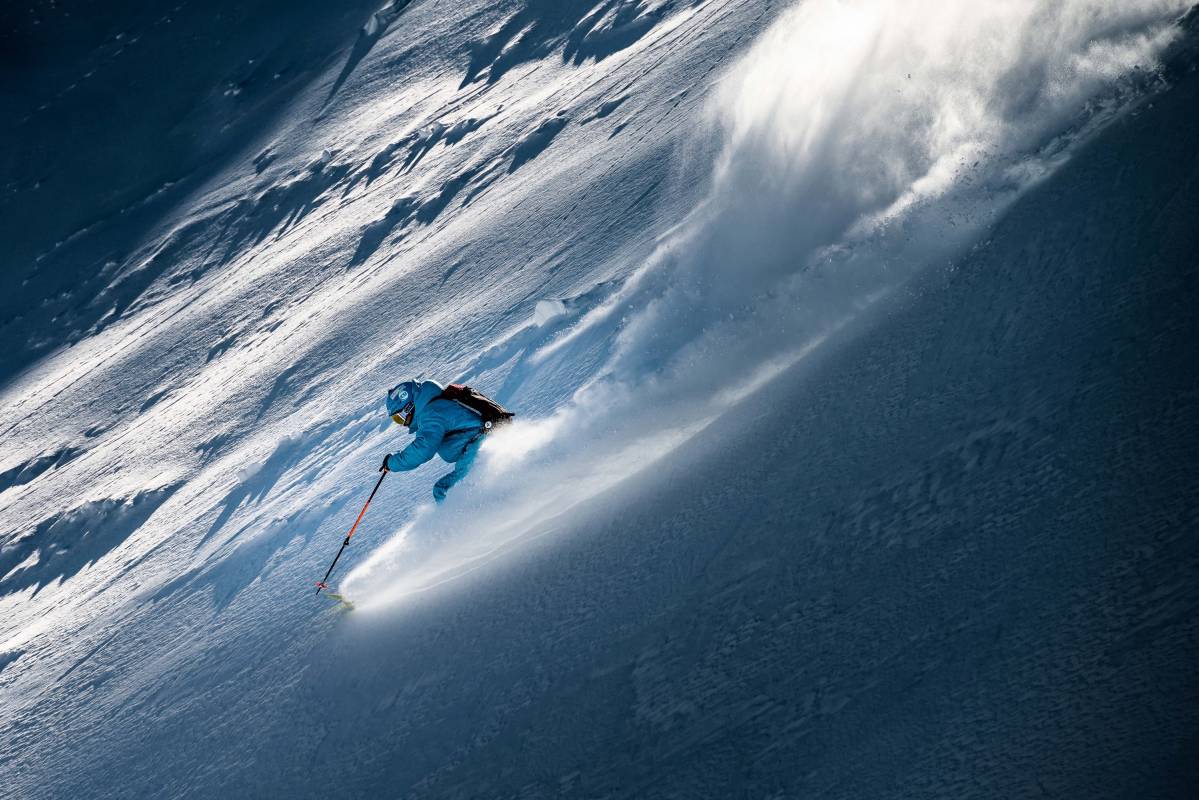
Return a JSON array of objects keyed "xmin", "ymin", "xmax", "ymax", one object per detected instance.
[{"xmin": 316, "ymin": 469, "xmax": 388, "ymax": 595}]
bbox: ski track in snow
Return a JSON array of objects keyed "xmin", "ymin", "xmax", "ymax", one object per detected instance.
[{"xmin": 2, "ymin": 0, "xmax": 1198, "ymax": 797}]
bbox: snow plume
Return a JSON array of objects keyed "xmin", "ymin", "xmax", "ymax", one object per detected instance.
[
  {"xmin": 597, "ymin": 0, "xmax": 1189, "ymax": 384},
  {"xmin": 344, "ymin": 0, "xmax": 1189, "ymax": 607}
]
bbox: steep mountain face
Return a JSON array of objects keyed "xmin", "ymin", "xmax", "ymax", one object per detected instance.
[
  {"xmin": 0, "ymin": 0, "xmax": 387, "ymax": 376},
  {"xmin": 2, "ymin": 1, "xmax": 1197, "ymax": 798}
]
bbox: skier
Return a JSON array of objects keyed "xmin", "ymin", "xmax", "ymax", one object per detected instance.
[{"xmin": 381, "ymin": 379, "xmax": 513, "ymax": 502}]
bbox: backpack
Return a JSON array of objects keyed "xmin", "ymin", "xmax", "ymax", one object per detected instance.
[{"xmin": 438, "ymin": 384, "xmax": 515, "ymax": 430}]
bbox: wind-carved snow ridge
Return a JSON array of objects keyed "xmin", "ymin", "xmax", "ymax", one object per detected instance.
[{"xmin": 345, "ymin": 0, "xmax": 1191, "ymax": 607}]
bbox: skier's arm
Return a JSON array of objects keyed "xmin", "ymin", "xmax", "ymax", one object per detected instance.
[{"xmin": 385, "ymin": 415, "xmax": 446, "ymax": 471}]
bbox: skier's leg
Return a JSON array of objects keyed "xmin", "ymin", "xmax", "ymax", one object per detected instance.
[
  {"xmin": 432, "ymin": 439, "xmax": 482, "ymax": 503},
  {"xmin": 431, "ymin": 472, "xmax": 454, "ymax": 503}
]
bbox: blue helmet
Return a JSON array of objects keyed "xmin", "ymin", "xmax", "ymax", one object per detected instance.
[{"xmin": 386, "ymin": 381, "xmax": 418, "ymax": 426}]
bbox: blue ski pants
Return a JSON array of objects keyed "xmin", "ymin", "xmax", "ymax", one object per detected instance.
[{"xmin": 432, "ymin": 437, "xmax": 483, "ymax": 503}]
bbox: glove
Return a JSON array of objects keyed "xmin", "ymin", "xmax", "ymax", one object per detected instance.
[{"xmin": 380, "ymin": 454, "xmax": 392, "ymax": 472}]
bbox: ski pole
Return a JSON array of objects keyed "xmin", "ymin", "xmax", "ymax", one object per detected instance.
[{"xmin": 315, "ymin": 469, "xmax": 388, "ymax": 595}]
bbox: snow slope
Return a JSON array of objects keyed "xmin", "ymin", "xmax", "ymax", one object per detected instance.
[{"xmin": 2, "ymin": 1, "xmax": 1198, "ymax": 797}]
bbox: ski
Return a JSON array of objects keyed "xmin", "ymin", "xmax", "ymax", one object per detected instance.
[{"xmin": 321, "ymin": 589, "xmax": 354, "ymax": 610}]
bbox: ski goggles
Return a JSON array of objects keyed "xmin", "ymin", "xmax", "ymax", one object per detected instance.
[{"xmin": 387, "ymin": 384, "xmax": 416, "ymax": 426}]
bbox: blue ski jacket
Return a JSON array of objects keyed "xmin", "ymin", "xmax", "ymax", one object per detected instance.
[{"xmin": 384, "ymin": 380, "xmax": 485, "ymax": 471}]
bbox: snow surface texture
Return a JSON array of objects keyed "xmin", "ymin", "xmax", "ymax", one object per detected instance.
[{"xmin": 2, "ymin": 1, "xmax": 1198, "ymax": 797}]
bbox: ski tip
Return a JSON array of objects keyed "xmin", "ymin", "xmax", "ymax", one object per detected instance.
[{"xmin": 323, "ymin": 591, "xmax": 355, "ymax": 610}]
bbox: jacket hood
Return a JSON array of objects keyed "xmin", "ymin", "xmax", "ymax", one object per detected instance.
[
  {"xmin": 412, "ymin": 379, "xmax": 445, "ymax": 415},
  {"xmin": 407, "ymin": 379, "xmax": 445, "ymax": 432}
]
